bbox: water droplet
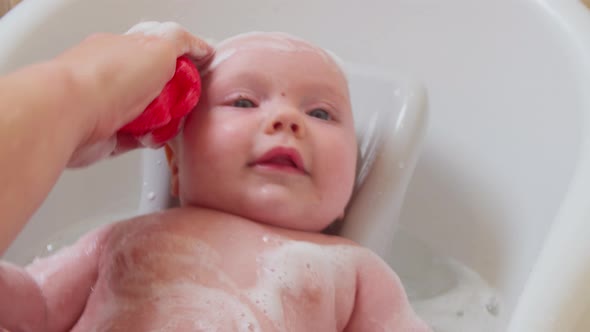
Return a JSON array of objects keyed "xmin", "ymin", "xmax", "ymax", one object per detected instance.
[
  {"xmin": 262, "ymin": 235, "xmax": 270, "ymax": 243},
  {"xmin": 143, "ymin": 181, "xmax": 148, "ymax": 187},
  {"xmin": 485, "ymin": 297, "xmax": 500, "ymax": 316},
  {"xmin": 46, "ymin": 244, "xmax": 54, "ymax": 252},
  {"xmin": 147, "ymin": 192, "xmax": 156, "ymax": 201}
]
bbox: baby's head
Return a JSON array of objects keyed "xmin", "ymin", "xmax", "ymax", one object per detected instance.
[{"xmin": 166, "ymin": 32, "xmax": 357, "ymax": 232}]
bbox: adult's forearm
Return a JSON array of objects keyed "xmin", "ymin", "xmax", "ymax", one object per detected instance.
[{"xmin": 0, "ymin": 61, "xmax": 88, "ymax": 254}]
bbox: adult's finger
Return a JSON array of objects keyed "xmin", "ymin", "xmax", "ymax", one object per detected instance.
[{"xmin": 126, "ymin": 21, "xmax": 214, "ymax": 62}]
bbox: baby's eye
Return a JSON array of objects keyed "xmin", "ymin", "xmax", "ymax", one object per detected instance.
[
  {"xmin": 232, "ymin": 98, "xmax": 256, "ymax": 108},
  {"xmin": 307, "ymin": 108, "xmax": 332, "ymax": 121}
]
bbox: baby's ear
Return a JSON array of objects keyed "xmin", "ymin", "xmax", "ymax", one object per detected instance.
[{"xmin": 165, "ymin": 143, "xmax": 180, "ymax": 197}]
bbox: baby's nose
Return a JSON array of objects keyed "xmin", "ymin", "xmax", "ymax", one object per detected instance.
[
  {"xmin": 272, "ymin": 120, "xmax": 299, "ymax": 133},
  {"xmin": 266, "ymin": 109, "xmax": 305, "ymax": 138}
]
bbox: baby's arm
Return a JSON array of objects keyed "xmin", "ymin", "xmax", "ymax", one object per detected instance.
[
  {"xmin": 0, "ymin": 224, "xmax": 112, "ymax": 332},
  {"xmin": 344, "ymin": 249, "xmax": 432, "ymax": 332}
]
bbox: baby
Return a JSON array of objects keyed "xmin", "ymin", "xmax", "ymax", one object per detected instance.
[{"xmin": 4, "ymin": 32, "xmax": 431, "ymax": 331}]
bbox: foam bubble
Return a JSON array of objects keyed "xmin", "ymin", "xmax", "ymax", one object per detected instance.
[{"xmin": 244, "ymin": 239, "xmax": 356, "ymax": 328}]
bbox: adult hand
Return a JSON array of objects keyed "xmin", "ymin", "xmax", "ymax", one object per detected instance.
[
  {"xmin": 65, "ymin": 21, "xmax": 214, "ymax": 166},
  {"xmin": 0, "ymin": 21, "xmax": 213, "ymax": 253}
]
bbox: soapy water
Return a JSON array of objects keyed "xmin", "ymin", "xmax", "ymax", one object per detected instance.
[
  {"xmin": 408, "ymin": 258, "xmax": 503, "ymax": 332},
  {"xmin": 391, "ymin": 229, "xmax": 503, "ymax": 332}
]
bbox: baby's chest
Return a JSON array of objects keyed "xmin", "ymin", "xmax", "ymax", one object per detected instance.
[
  {"xmin": 102, "ymin": 233, "xmax": 351, "ymax": 291},
  {"xmin": 96, "ymin": 231, "xmax": 357, "ymax": 330}
]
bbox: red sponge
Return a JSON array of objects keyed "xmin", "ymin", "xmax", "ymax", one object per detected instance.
[{"xmin": 118, "ymin": 56, "xmax": 201, "ymax": 147}]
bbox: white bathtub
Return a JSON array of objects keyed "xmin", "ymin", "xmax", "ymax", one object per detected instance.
[{"xmin": 1, "ymin": 0, "xmax": 590, "ymax": 331}]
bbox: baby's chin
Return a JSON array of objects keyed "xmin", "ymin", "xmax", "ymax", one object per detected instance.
[
  {"xmin": 178, "ymin": 197, "xmax": 335, "ymax": 233},
  {"xmin": 243, "ymin": 209, "xmax": 333, "ymax": 233},
  {"xmin": 236, "ymin": 192, "xmax": 339, "ymax": 232}
]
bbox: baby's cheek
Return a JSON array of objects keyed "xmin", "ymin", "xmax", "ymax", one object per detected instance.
[
  {"xmin": 317, "ymin": 138, "xmax": 356, "ymax": 204},
  {"xmin": 182, "ymin": 113, "xmax": 253, "ymax": 168}
]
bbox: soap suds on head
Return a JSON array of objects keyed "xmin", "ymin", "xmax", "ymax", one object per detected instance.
[
  {"xmin": 201, "ymin": 31, "xmax": 347, "ymax": 79},
  {"xmin": 215, "ymin": 31, "xmax": 313, "ymax": 51},
  {"xmin": 323, "ymin": 48, "xmax": 348, "ymax": 78},
  {"xmin": 201, "ymin": 48, "xmax": 237, "ymax": 77}
]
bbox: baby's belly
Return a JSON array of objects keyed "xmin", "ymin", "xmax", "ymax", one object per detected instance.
[
  {"xmin": 73, "ymin": 218, "xmax": 355, "ymax": 331},
  {"xmin": 74, "ymin": 283, "xmax": 276, "ymax": 331}
]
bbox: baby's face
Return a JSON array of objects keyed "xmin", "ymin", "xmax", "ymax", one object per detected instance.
[{"xmin": 169, "ymin": 33, "xmax": 357, "ymax": 231}]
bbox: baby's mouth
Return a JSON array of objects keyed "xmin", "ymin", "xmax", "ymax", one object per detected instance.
[
  {"xmin": 262, "ymin": 155, "xmax": 298, "ymax": 168},
  {"xmin": 250, "ymin": 147, "xmax": 307, "ymax": 175}
]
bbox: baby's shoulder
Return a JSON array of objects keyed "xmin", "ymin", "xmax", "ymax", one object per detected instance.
[
  {"xmin": 97, "ymin": 209, "xmax": 192, "ymax": 249},
  {"xmin": 292, "ymin": 234, "xmax": 385, "ymax": 273},
  {"xmin": 104, "ymin": 207, "xmax": 218, "ymax": 238}
]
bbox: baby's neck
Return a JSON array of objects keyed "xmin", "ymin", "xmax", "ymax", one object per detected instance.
[{"xmin": 177, "ymin": 203, "xmax": 336, "ymax": 236}]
